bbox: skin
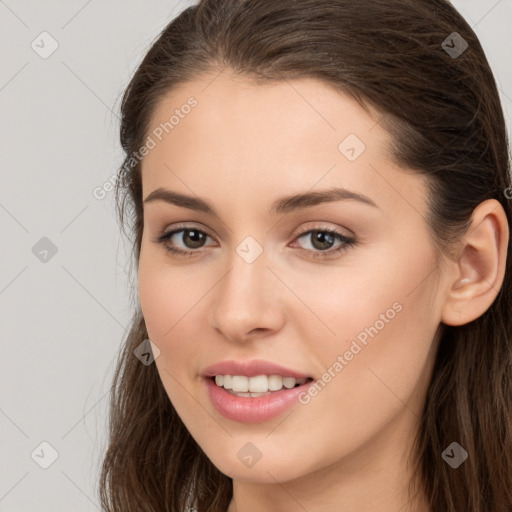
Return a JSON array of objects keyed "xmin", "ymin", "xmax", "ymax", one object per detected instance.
[{"xmin": 137, "ymin": 69, "xmax": 509, "ymax": 512}]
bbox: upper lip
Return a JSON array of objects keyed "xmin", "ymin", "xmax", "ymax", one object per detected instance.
[{"xmin": 202, "ymin": 359, "xmax": 312, "ymax": 379}]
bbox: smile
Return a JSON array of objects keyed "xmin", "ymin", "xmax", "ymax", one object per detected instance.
[
  {"xmin": 213, "ymin": 374, "xmax": 311, "ymax": 397},
  {"xmin": 204, "ymin": 375, "xmax": 314, "ymax": 423}
]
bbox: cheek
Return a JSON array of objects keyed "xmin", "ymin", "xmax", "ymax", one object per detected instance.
[
  {"xmin": 138, "ymin": 262, "xmax": 173, "ymax": 342},
  {"xmin": 299, "ymin": 242, "xmax": 439, "ymax": 419},
  {"xmin": 138, "ymin": 247, "xmax": 197, "ymax": 340},
  {"xmin": 137, "ymin": 251, "xmax": 210, "ymax": 382},
  {"xmin": 289, "ymin": 249, "xmax": 435, "ymax": 349},
  {"xmin": 138, "ymin": 257, "xmax": 201, "ymax": 410}
]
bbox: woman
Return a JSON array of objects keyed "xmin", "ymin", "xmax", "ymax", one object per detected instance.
[{"xmin": 99, "ymin": 1, "xmax": 512, "ymax": 511}]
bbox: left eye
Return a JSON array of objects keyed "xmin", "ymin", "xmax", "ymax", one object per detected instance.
[{"xmin": 293, "ymin": 229, "xmax": 352, "ymax": 252}]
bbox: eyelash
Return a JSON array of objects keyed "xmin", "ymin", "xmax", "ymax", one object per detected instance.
[{"xmin": 153, "ymin": 224, "xmax": 357, "ymax": 260}]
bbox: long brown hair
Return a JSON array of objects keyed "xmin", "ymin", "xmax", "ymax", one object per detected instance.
[{"xmin": 99, "ymin": 1, "xmax": 512, "ymax": 510}]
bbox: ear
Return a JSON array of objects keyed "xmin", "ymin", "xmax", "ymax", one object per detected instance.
[{"xmin": 441, "ymin": 199, "xmax": 509, "ymax": 326}]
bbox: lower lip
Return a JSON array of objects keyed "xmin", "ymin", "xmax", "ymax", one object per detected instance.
[{"xmin": 204, "ymin": 377, "xmax": 313, "ymax": 423}]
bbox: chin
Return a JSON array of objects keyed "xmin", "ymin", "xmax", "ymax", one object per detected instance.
[{"xmin": 204, "ymin": 444, "xmax": 313, "ymax": 484}]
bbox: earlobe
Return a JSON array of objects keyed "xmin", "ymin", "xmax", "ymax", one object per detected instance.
[{"xmin": 441, "ymin": 199, "xmax": 509, "ymax": 326}]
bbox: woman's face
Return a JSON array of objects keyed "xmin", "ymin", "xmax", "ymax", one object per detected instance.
[{"xmin": 138, "ymin": 70, "xmax": 448, "ymax": 485}]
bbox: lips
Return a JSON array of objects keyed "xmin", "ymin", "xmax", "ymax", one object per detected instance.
[
  {"xmin": 201, "ymin": 359, "xmax": 312, "ymax": 379},
  {"xmin": 201, "ymin": 359, "xmax": 315, "ymax": 422},
  {"xmin": 204, "ymin": 375, "xmax": 314, "ymax": 423}
]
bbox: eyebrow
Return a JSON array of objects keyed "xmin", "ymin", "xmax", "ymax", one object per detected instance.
[{"xmin": 143, "ymin": 186, "xmax": 379, "ymax": 217}]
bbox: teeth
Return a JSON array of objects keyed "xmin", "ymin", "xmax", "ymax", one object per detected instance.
[
  {"xmin": 223, "ymin": 375, "xmax": 232, "ymax": 389},
  {"xmin": 213, "ymin": 374, "xmax": 308, "ymax": 393},
  {"xmin": 282, "ymin": 377, "xmax": 296, "ymax": 389},
  {"xmin": 268, "ymin": 375, "xmax": 283, "ymax": 391},
  {"xmin": 249, "ymin": 375, "xmax": 268, "ymax": 393},
  {"xmin": 231, "ymin": 375, "xmax": 249, "ymax": 392}
]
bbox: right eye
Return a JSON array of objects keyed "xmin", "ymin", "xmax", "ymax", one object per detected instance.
[{"xmin": 155, "ymin": 226, "xmax": 217, "ymax": 257}]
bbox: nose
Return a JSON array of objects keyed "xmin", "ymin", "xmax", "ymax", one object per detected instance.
[{"xmin": 209, "ymin": 243, "xmax": 285, "ymax": 344}]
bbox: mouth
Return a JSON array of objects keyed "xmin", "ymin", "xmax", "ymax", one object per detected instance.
[
  {"xmin": 204, "ymin": 373, "xmax": 315, "ymax": 423},
  {"xmin": 209, "ymin": 374, "xmax": 315, "ymax": 398}
]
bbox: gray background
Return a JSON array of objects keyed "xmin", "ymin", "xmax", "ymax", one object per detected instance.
[{"xmin": 1, "ymin": 1, "xmax": 511, "ymax": 510}]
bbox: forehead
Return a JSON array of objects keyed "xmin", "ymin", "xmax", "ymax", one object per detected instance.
[
  {"xmin": 140, "ymin": 70, "xmax": 428, "ymax": 220},
  {"xmin": 146, "ymin": 70, "xmax": 384, "ymax": 150}
]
